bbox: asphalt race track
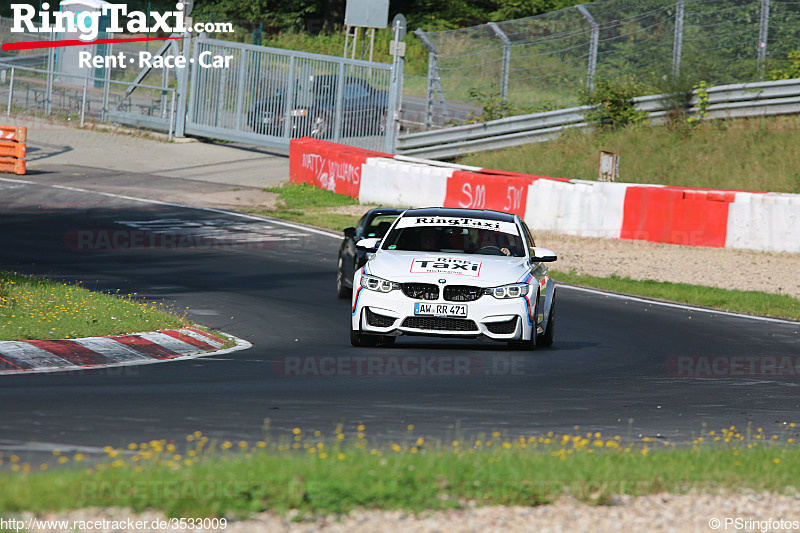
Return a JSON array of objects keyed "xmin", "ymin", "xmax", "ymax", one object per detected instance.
[{"xmin": 1, "ymin": 167, "xmax": 800, "ymax": 457}]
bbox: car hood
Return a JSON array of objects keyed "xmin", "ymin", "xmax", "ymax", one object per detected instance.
[{"xmin": 364, "ymin": 251, "xmax": 531, "ymax": 286}]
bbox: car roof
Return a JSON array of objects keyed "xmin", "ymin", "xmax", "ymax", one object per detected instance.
[
  {"xmin": 366, "ymin": 208, "xmax": 405, "ymax": 216},
  {"xmin": 400, "ymin": 207, "xmax": 517, "ymax": 223}
]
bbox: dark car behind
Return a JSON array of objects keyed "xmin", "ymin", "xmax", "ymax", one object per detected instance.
[{"xmin": 337, "ymin": 208, "xmax": 404, "ymax": 298}]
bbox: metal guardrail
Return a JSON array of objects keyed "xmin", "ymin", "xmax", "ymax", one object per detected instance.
[{"xmin": 396, "ymin": 78, "xmax": 800, "ymax": 160}]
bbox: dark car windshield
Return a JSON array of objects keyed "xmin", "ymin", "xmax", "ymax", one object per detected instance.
[
  {"xmin": 381, "ymin": 225, "xmax": 526, "ymax": 257},
  {"xmin": 363, "ymin": 214, "xmax": 399, "ymax": 238}
]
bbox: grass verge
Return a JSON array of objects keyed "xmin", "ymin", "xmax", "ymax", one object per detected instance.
[
  {"xmin": 0, "ymin": 424, "xmax": 798, "ymax": 517},
  {"xmin": 250, "ymin": 182, "xmax": 363, "ymax": 231},
  {"xmin": 0, "ymin": 271, "xmax": 186, "ymax": 341},
  {"xmin": 458, "ymin": 116, "xmax": 800, "ymax": 194},
  {"xmin": 549, "ymin": 270, "xmax": 800, "ymax": 320}
]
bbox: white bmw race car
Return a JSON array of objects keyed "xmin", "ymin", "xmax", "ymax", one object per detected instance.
[{"xmin": 350, "ymin": 208, "xmax": 557, "ymax": 349}]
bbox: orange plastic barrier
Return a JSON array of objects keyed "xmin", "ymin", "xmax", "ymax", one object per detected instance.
[{"xmin": 0, "ymin": 126, "xmax": 26, "ymax": 175}]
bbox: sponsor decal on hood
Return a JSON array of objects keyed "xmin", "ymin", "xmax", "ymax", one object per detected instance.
[{"xmin": 410, "ymin": 257, "xmax": 481, "ymax": 277}]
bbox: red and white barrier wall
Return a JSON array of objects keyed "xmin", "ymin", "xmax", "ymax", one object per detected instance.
[{"xmin": 289, "ymin": 138, "xmax": 800, "ymax": 254}]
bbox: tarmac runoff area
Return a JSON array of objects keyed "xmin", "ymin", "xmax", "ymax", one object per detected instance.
[
  {"xmin": 4, "ymin": 115, "xmax": 290, "ymax": 189},
  {"xmin": 1, "ymin": 115, "xmax": 279, "ymax": 375}
]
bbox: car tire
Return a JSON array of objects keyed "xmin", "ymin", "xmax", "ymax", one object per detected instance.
[
  {"xmin": 350, "ymin": 322, "xmax": 381, "ymax": 347},
  {"xmin": 380, "ymin": 335, "xmax": 396, "ymax": 346},
  {"xmin": 538, "ymin": 289, "xmax": 556, "ymax": 347},
  {"xmin": 508, "ymin": 296, "xmax": 538, "ymax": 351},
  {"xmin": 336, "ymin": 258, "xmax": 351, "ymax": 299},
  {"xmin": 349, "ymin": 327, "xmax": 362, "ymax": 347}
]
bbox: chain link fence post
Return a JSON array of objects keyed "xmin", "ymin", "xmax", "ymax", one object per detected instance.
[
  {"xmin": 488, "ymin": 22, "xmax": 511, "ymax": 100},
  {"xmin": 673, "ymin": 0, "xmax": 685, "ymax": 79},
  {"xmin": 758, "ymin": 0, "xmax": 770, "ymax": 80},
  {"xmin": 46, "ymin": 45, "xmax": 55, "ymax": 116},
  {"xmin": 415, "ymin": 29, "xmax": 448, "ymax": 130},
  {"xmin": 577, "ymin": 5, "xmax": 599, "ymax": 90},
  {"xmin": 175, "ymin": 31, "xmax": 192, "ymax": 137},
  {"xmin": 80, "ymin": 74, "xmax": 88, "ymax": 127},
  {"xmin": 385, "ymin": 18, "xmax": 406, "ymax": 153},
  {"xmin": 7, "ymin": 67, "xmax": 15, "ymax": 117}
]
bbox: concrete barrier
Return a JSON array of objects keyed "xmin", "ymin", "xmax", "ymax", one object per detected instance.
[
  {"xmin": 526, "ymin": 179, "xmax": 629, "ymax": 239},
  {"xmin": 359, "ymin": 157, "xmax": 450, "ymax": 207},
  {"xmin": 287, "ymin": 137, "xmax": 800, "ymax": 254},
  {"xmin": 726, "ymin": 192, "xmax": 800, "ymax": 252}
]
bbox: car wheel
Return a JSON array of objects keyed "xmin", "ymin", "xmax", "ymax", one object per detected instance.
[
  {"xmin": 538, "ymin": 289, "xmax": 556, "ymax": 347},
  {"xmin": 310, "ymin": 114, "xmax": 330, "ymax": 139},
  {"xmin": 509, "ymin": 295, "xmax": 538, "ymax": 350},
  {"xmin": 336, "ymin": 258, "xmax": 351, "ymax": 299},
  {"xmin": 350, "ymin": 322, "xmax": 380, "ymax": 347},
  {"xmin": 349, "ymin": 326, "xmax": 362, "ymax": 347},
  {"xmin": 380, "ymin": 336, "xmax": 396, "ymax": 346}
]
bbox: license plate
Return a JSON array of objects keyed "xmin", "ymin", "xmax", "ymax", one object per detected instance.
[{"xmin": 414, "ymin": 303, "xmax": 467, "ymax": 317}]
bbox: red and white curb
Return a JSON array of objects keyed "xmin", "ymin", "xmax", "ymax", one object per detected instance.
[{"xmin": 0, "ymin": 327, "xmax": 252, "ymax": 375}]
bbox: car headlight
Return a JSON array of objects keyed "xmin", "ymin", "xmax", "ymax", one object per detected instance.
[
  {"xmin": 484, "ymin": 283, "xmax": 530, "ymax": 299},
  {"xmin": 360, "ymin": 274, "xmax": 400, "ymax": 293}
]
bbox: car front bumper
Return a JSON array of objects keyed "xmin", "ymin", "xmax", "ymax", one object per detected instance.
[{"xmin": 351, "ymin": 286, "xmax": 537, "ymax": 342}]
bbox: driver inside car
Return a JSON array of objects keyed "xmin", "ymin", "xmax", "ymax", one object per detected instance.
[{"xmin": 475, "ymin": 230, "xmax": 511, "ymax": 256}]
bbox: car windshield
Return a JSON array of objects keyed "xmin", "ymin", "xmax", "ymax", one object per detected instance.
[
  {"xmin": 381, "ymin": 219, "xmax": 526, "ymax": 257},
  {"xmin": 363, "ymin": 214, "xmax": 399, "ymax": 238}
]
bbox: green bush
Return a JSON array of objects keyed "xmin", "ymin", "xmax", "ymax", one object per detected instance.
[
  {"xmin": 462, "ymin": 88, "xmax": 557, "ymax": 124},
  {"xmin": 577, "ymin": 77, "xmax": 648, "ymax": 130},
  {"xmin": 768, "ymin": 51, "xmax": 800, "ymax": 81}
]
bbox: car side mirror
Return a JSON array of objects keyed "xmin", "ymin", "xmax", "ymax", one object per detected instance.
[
  {"xmin": 343, "ymin": 227, "xmax": 356, "ymax": 238},
  {"xmin": 356, "ymin": 238, "xmax": 381, "ymax": 251},
  {"xmin": 531, "ymin": 246, "xmax": 557, "ymax": 262}
]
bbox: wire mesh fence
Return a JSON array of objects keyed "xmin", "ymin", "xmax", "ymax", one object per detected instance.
[
  {"xmin": 186, "ymin": 38, "xmax": 393, "ymax": 152},
  {"xmin": 415, "ymin": 0, "xmax": 800, "ymax": 129}
]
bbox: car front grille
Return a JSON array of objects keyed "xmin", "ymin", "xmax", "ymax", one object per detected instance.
[
  {"xmin": 485, "ymin": 317, "xmax": 518, "ymax": 334},
  {"xmin": 366, "ymin": 308, "xmax": 396, "ymax": 328},
  {"xmin": 401, "ymin": 283, "xmax": 439, "ymax": 300},
  {"xmin": 401, "ymin": 317, "xmax": 478, "ymax": 332},
  {"xmin": 443, "ymin": 285, "xmax": 483, "ymax": 302}
]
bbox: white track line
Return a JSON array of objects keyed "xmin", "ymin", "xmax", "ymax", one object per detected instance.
[
  {"xmin": 3, "ymin": 176, "xmax": 796, "ymax": 326},
  {"xmin": 0, "ymin": 176, "xmax": 341, "ymax": 239}
]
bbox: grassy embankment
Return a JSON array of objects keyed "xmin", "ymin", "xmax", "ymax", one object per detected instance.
[
  {"xmin": 459, "ymin": 115, "xmax": 800, "ymax": 194},
  {"xmin": 0, "ymin": 424, "xmax": 798, "ymax": 517},
  {"xmin": 0, "ymin": 271, "xmax": 186, "ymax": 341}
]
